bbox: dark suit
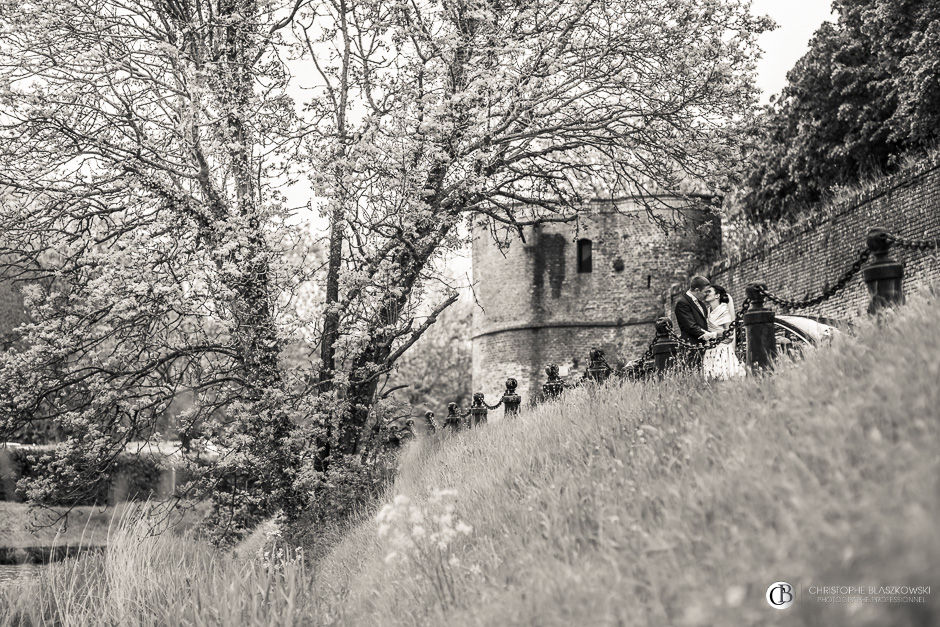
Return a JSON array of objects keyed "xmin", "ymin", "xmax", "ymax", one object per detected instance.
[{"xmin": 674, "ymin": 292, "xmax": 709, "ymax": 370}]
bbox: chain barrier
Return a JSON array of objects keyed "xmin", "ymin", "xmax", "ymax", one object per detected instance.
[
  {"xmin": 637, "ymin": 228, "xmax": 935, "ymax": 363},
  {"xmin": 619, "ymin": 337, "xmax": 656, "ymax": 375},
  {"xmin": 752, "ymin": 229, "xmax": 939, "ymax": 311},
  {"xmin": 451, "ymin": 230, "xmax": 935, "ymax": 408},
  {"xmin": 668, "ymin": 297, "xmax": 752, "ymax": 353},
  {"xmin": 885, "ymin": 233, "xmax": 940, "ymax": 251},
  {"xmin": 757, "ymin": 248, "xmax": 871, "ymax": 311},
  {"xmin": 484, "ymin": 398, "xmax": 504, "ymax": 410},
  {"xmin": 640, "ymin": 336, "xmax": 656, "ymax": 362},
  {"xmin": 592, "ymin": 352, "xmax": 614, "ymax": 374}
]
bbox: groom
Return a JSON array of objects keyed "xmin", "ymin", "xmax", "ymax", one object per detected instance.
[{"xmin": 674, "ymin": 275, "xmax": 717, "ymax": 370}]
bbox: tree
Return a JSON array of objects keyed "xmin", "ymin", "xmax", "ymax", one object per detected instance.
[
  {"xmin": 300, "ymin": 0, "xmax": 771, "ymax": 462},
  {"xmin": 735, "ymin": 0, "xmax": 940, "ymax": 222},
  {"xmin": 0, "ymin": 0, "xmax": 769, "ymax": 539},
  {"xmin": 0, "ymin": 0, "xmax": 313, "ymax": 538}
]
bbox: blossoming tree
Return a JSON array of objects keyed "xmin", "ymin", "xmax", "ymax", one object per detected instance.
[
  {"xmin": 0, "ymin": 0, "xmax": 769, "ymax": 539},
  {"xmin": 301, "ymin": 0, "xmax": 770, "ymax": 461}
]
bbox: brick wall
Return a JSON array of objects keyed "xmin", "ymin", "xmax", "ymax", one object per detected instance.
[
  {"xmin": 708, "ymin": 157, "xmax": 940, "ymax": 321},
  {"xmin": 471, "ymin": 198, "xmax": 719, "ymax": 405}
]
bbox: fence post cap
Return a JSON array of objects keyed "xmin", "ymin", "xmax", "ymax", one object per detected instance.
[
  {"xmin": 866, "ymin": 228, "xmax": 892, "ymax": 254},
  {"xmin": 654, "ymin": 316, "xmax": 672, "ymax": 335},
  {"xmin": 745, "ymin": 283, "xmax": 766, "ymax": 299}
]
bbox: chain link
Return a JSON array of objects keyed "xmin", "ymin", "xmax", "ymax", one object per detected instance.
[
  {"xmin": 621, "ymin": 228, "xmax": 935, "ymax": 368},
  {"xmin": 484, "ymin": 398, "xmax": 504, "ymax": 410},
  {"xmin": 757, "ymin": 248, "xmax": 871, "ymax": 311},
  {"xmin": 885, "ymin": 233, "xmax": 940, "ymax": 251},
  {"xmin": 667, "ymin": 297, "xmax": 751, "ymax": 352},
  {"xmin": 622, "ymin": 336, "xmax": 657, "ymax": 373},
  {"xmin": 641, "ymin": 336, "xmax": 656, "ymax": 362}
]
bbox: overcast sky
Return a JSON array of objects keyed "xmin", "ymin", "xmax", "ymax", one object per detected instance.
[{"xmin": 752, "ymin": 0, "xmax": 836, "ymax": 101}]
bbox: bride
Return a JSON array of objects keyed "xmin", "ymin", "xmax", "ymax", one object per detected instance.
[{"xmin": 702, "ymin": 284, "xmax": 745, "ymax": 380}]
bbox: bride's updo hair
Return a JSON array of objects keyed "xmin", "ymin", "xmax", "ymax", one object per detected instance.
[{"xmin": 711, "ymin": 285, "xmax": 730, "ymax": 304}]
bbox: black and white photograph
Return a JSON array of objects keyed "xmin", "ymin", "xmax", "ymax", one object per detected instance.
[{"xmin": 0, "ymin": 0, "xmax": 937, "ymax": 624}]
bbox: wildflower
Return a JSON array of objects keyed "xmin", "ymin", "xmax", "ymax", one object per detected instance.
[
  {"xmin": 377, "ymin": 488, "xmax": 471, "ymax": 589},
  {"xmin": 430, "ymin": 488, "xmax": 458, "ymax": 503},
  {"xmin": 725, "ymin": 585, "xmax": 746, "ymax": 607},
  {"xmin": 376, "ymin": 503, "xmax": 393, "ymax": 523}
]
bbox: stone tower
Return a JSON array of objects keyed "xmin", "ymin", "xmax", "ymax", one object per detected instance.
[{"xmin": 471, "ymin": 197, "xmax": 719, "ymax": 405}]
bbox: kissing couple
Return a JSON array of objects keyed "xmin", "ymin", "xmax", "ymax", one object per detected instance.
[{"xmin": 674, "ymin": 275, "xmax": 745, "ymax": 380}]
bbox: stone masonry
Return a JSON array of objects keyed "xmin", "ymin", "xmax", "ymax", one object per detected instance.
[
  {"xmin": 709, "ymin": 157, "xmax": 940, "ymax": 321},
  {"xmin": 471, "ymin": 198, "xmax": 719, "ymax": 406},
  {"xmin": 472, "ymin": 156, "xmax": 940, "ymax": 410}
]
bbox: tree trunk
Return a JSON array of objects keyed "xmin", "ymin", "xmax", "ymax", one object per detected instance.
[
  {"xmin": 208, "ymin": 0, "xmax": 299, "ymax": 531},
  {"xmin": 318, "ymin": 0, "xmax": 352, "ymax": 391},
  {"xmin": 319, "ymin": 208, "xmax": 343, "ymax": 388}
]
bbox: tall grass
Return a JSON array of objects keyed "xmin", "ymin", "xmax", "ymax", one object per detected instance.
[
  {"xmin": 1, "ymin": 504, "xmax": 328, "ymax": 626},
  {"xmin": 2, "ymin": 291, "xmax": 938, "ymax": 626}
]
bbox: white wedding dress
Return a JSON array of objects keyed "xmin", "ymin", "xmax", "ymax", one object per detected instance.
[{"xmin": 703, "ymin": 298, "xmax": 745, "ymax": 381}]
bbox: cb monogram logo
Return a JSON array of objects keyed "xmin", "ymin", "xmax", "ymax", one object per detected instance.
[{"xmin": 766, "ymin": 581, "xmax": 795, "ymax": 609}]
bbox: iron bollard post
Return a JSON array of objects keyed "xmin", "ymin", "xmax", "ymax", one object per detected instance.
[
  {"xmin": 651, "ymin": 317, "xmax": 678, "ymax": 375},
  {"xmin": 469, "ymin": 392, "xmax": 488, "ymax": 428},
  {"xmin": 542, "ymin": 364, "xmax": 565, "ymax": 400},
  {"xmin": 623, "ymin": 360, "xmax": 643, "ymax": 382},
  {"xmin": 424, "ymin": 410, "xmax": 437, "ymax": 434},
  {"xmin": 445, "ymin": 402, "xmax": 461, "ymax": 432},
  {"xmin": 501, "ymin": 378, "xmax": 522, "ymax": 417},
  {"xmin": 864, "ymin": 228, "xmax": 904, "ymax": 314},
  {"xmin": 584, "ymin": 347, "xmax": 612, "ymax": 383},
  {"xmin": 402, "ymin": 418, "xmax": 415, "ymax": 443},
  {"xmin": 744, "ymin": 283, "xmax": 776, "ymax": 371}
]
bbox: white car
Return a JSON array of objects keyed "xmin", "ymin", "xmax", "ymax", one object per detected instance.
[{"xmin": 733, "ymin": 314, "xmax": 842, "ymax": 362}]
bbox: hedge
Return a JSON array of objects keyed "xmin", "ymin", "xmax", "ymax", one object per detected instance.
[{"xmin": 0, "ymin": 448, "xmax": 188, "ymax": 506}]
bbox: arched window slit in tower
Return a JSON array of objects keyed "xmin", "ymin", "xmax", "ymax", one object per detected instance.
[
  {"xmin": 647, "ymin": 275, "xmax": 652, "ymax": 288},
  {"xmin": 577, "ymin": 239, "xmax": 592, "ymax": 273}
]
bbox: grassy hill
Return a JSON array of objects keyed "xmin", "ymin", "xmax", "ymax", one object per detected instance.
[{"xmin": 2, "ymin": 290, "xmax": 938, "ymax": 626}]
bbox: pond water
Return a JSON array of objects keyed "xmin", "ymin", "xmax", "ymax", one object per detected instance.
[{"xmin": 0, "ymin": 563, "xmax": 43, "ymax": 589}]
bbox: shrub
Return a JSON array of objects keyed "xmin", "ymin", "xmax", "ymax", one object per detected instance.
[{"xmin": 0, "ymin": 448, "xmax": 182, "ymax": 505}]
